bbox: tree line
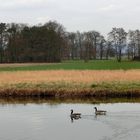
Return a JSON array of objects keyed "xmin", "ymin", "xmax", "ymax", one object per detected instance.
[{"xmin": 0, "ymin": 21, "xmax": 140, "ymax": 63}]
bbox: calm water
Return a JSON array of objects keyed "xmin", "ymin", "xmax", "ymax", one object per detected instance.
[{"xmin": 0, "ymin": 99, "xmax": 140, "ymax": 140}]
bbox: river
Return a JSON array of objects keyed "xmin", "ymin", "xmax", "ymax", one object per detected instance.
[{"xmin": 0, "ymin": 98, "xmax": 140, "ymax": 140}]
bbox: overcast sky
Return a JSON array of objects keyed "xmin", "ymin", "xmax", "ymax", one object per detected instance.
[{"xmin": 1, "ymin": 0, "xmax": 140, "ymax": 34}]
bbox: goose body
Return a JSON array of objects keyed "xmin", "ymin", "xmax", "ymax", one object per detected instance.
[
  {"xmin": 94, "ymin": 107, "xmax": 106, "ymax": 115},
  {"xmin": 70, "ymin": 109, "xmax": 81, "ymax": 118}
]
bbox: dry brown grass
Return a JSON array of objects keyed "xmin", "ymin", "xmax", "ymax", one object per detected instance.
[
  {"xmin": 0, "ymin": 63, "xmax": 57, "ymax": 68},
  {"xmin": 0, "ymin": 70, "xmax": 140, "ymax": 85},
  {"xmin": 0, "ymin": 70, "xmax": 140, "ymax": 97}
]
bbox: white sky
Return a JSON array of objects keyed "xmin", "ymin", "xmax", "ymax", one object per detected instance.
[{"xmin": 1, "ymin": 0, "xmax": 140, "ymax": 34}]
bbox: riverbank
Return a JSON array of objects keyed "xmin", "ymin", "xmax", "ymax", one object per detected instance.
[
  {"xmin": 0, "ymin": 81, "xmax": 140, "ymax": 98},
  {"xmin": 0, "ymin": 70, "xmax": 140, "ymax": 98},
  {"xmin": 0, "ymin": 96, "xmax": 140, "ymax": 104},
  {"xmin": 0, "ymin": 83, "xmax": 140, "ymax": 98}
]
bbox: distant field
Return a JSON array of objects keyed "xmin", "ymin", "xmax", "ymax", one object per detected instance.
[{"xmin": 0, "ymin": 60, "xmax": 140, "ymax": 71}]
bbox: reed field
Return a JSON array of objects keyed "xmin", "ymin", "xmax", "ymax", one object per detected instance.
[
  {"xmin": 0, "ymin": 69, "xmax": 139, "ymax": 97},
  {"xmin": 0, "ymin": 70, "xmax": 140, "ymax": 84}
]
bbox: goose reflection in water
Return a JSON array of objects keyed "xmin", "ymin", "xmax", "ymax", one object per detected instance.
[
  {"xmin": 70, "ymin": 115, "xmax": 81, "ymax": 123},
  {"xmin": 70, "ymin": 109, "xmax": 81, "ymax": 123}
]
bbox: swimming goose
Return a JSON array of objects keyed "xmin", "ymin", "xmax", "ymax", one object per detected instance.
[
  {"xmin": 94, "ymin": 107, "xmax": 107, "ymax": 115},
  {"xmin": 70, "ymin": 109, "xmax": 81, "ymax": 118}
]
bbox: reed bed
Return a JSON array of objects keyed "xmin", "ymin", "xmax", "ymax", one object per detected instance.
[
  {"xmin": 0, "ymin": 70, "xmax": 140, "ymax": 84},
  {"xmin": 0, "ymin": 70, "xmax": 139, "ymax": 98}
]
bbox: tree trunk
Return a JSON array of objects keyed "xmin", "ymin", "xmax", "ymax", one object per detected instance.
[{"xmin": 118, "ymin": 49, "xmax": 122, "ymax": 62}]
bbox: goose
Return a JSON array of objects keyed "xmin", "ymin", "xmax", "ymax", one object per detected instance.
[
  {"xmin": 94, "ymin": 107, "xmax": 107, "ymax": 115},
  {"xmin": 70, "ymin": 109, "xmax": 81, "ymax": 118}
]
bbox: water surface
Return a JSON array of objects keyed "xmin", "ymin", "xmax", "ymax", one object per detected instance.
[{"xmin": 0, "ymin": 98, "xmax": 140, "ymax": 140}]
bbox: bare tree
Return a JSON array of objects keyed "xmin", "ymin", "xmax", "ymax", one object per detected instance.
[
  {"xmin": 83, "ymin": 32, "xmax": 91, "ymax": 62},
  {"xmin": 106, "ymin": 35, "xmax": 115, "ymax": 60},
  {"xmin": 135, "ymin": 30, "xmax": 140, "ymax": 57},
  {"xmin": 68, "ymin": 32, "xmax": 76, "ymax": 60},
  {"xmin": 89, "ymin": 31, "xmax": 100, "ymax": 59},
  {"xmin": 75, "ymin": 31, "xmax": 83, "ymax": 59},
  {"xmin": 128, "ymin": 30, "xmax": 140, "ymax": 60},
  {"xmin": 128, "ymin": 30, "xmax": 136, "ymax": 59},
  {"xmin": 98, "ymin": 35, "xmax": 106, "ymax": 60},
  {"xmin": 109, "ymin": 28, "xmax": 127, "ymax": 62},
  {"xmin": 0, "ymin": 23, "xmax": 7, "ymax": 63}
]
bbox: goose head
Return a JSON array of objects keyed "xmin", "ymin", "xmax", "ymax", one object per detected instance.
[
  {"xmin": 71, "ymin": 109, "xmax": 73, "ymax": 114},
  {"xmin": 94, "ymin": 107, "xmax": 97, "ymax": 111}
]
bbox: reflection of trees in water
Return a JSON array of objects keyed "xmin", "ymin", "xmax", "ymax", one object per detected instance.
[{"xmin": 0, "ymin": 97, "xmax": 140, "ymax": 105}]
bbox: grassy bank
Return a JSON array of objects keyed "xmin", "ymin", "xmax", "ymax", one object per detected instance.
[
  {"xmin": 0, "ymin": 60, "xmax": 140, "ymax": 71},
  {"xmin": 0, "ymin": 69, "xmax": 139, "ymax": 97},
  {"xmin": 0, "ymin": 61, "xmax": 139, "ymax": 98},
  {"xmin": 0, "ymin": 81, "xmax": 140, "ymax": 98}
]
